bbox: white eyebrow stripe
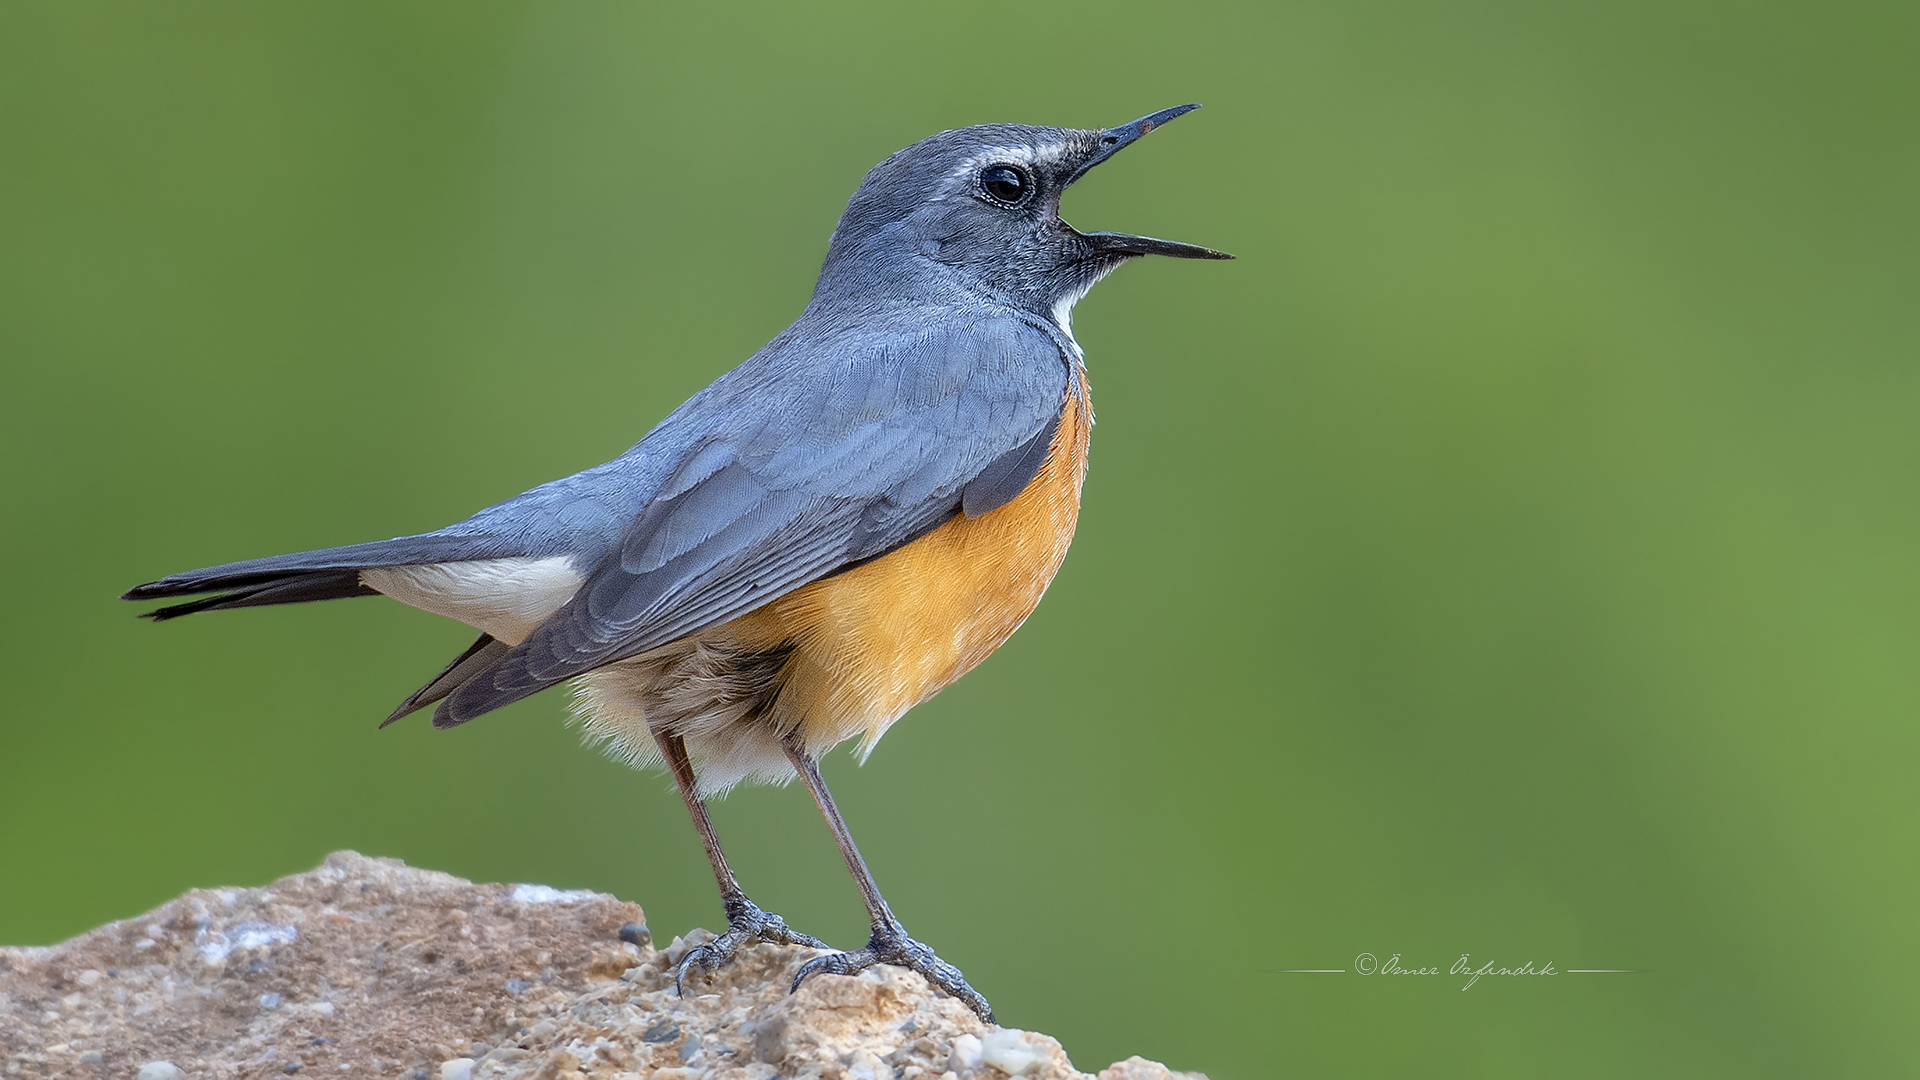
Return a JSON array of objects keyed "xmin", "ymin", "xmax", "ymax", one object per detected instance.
[{"xmin": 946, "ymin": 142, "xmax": 1072, "ymax": 183}]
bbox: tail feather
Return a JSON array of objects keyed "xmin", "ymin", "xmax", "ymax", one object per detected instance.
[
  {"xmin": 140, "ymin": 570, "xmax": 378, "ymax": 621},
  {"xmin": 126, "ymin": 531, "xmax": 557, "ymax": 727},
  {"xmin": 383, "ymin": 633, "xmax": 513, "ymax": 728},
  {"xmin": 126, "ymin": 531, "xmax": 521, "ymax": 624},
  {"xmin": 123, "ymin": 533, "xmax": 512, "ymax": 604}
]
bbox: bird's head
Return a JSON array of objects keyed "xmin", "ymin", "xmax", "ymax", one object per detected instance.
[{"xmin": 816, "ymin": 105, "xmax": 1231, "ymax": 324}]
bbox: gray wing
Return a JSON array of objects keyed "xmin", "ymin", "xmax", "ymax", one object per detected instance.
[{"xmin": 438, "ymin": 314, "xmax": 1071, "ymax": 725}]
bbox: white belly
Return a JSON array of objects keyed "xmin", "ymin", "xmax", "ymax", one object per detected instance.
[{"xmin": 360, "ymin": 557, "xmax": 583, "ymax": 644}]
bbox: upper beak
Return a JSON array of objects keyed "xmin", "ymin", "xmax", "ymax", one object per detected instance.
[{"xmin": 1067, "ymin": 104, "xmax": 1234, "ymax": 261}]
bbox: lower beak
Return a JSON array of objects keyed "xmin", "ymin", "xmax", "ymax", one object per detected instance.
[
  {"xmin": 1079, "ymin": 230, "xmax": 1234, "ymax": 260},
  {"xmin": 1066, "ymin": 104, "xmax": 1234, "ymax": 261}
]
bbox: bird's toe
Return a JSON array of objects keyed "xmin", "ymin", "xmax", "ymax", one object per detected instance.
[
  {"xmin": 674, "ymin": 896, "xmax": 830, "ymax": 996},
  {"xmin": 789, "ymin": 926, "xmax": 993, "ymax": 1024}
]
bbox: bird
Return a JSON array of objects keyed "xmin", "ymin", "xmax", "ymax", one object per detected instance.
[{"xmin": 124, "ymin": 105, "xmax": 1229, "ymax": 1023}]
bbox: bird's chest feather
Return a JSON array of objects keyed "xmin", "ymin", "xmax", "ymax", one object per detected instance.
[{"xmin": 727, "ymin": 371, "xmax": 1092, "ymax": 750}]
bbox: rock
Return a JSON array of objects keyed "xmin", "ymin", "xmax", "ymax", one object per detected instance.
[{"xmin": 0, "ymin": 851, "xmax": 1205, "ymax": 1079}]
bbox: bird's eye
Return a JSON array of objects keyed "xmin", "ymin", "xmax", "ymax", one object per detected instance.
[{"xmin": 979, "ymin": 165, "xmax": 1028, "ymax": 205}]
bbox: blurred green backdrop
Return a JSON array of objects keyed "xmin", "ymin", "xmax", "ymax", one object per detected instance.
[{"xmin": 3, "ymin": 2, "xmax": 1917, "ymax": 1076}]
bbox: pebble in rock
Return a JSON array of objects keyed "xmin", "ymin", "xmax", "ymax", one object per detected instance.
[
  {"xmin": 137, "ymin": 1065, "xmax": 186, "ymax": 1080},
  {"xmin": 641, "ymin": 1019, "xmax": 680, "ymax": 1043}
]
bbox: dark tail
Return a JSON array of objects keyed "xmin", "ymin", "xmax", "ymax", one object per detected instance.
[
  {"xmin": 124, "ymin": 569, "xmax": 378, "ymax": 621},
  {"xmin": 125, "ymin": 532, "xmax": 529, "ymax": 725},
  {"xmin": 382, "ymin": 633, "xmax": 513, "ymax": 728},
  {"xmin": 123, "ymin": 533, "xmax": 507, "ymax": 620}
]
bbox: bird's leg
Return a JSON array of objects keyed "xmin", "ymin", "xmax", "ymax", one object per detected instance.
[
  {"xmin": 655, "ymin": 731, "xmax": 827, "ymax": 994},
  {"xmin": 780, "ymin": 733, "xmax": 995, "ymax": 1024}
]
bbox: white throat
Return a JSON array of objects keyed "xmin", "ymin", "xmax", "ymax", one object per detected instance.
[{"xmin": 1051, "ymin": 262, "xmax": 1121, "ymax": 346}]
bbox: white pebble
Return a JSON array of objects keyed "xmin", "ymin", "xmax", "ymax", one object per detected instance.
[
  {"xmin": 947, "ymin": 1033, "xmax": 983, "ymax": 1076},
  {"xmin": 439, "ymin": 1059, "xmax": 475, "ymax": 1080},
  {"xmin": 845, "ymin": 1049, "xmax": 889, "ymax": 1080},
  {"xmin": 137, "ymin": 1064, "xmax": 186, "ymax": 1080},
  {"xmin": 979, "ymin": 1029, "xmax": 1045, "ymax": 1076},
  {"xmin": 229, "ymin": 922, "xmax": 299, "ymax": 949},
  {"xmin": 663, "ymin": 927, "xmax": 717, "ymax": 966},
  {"xmin": 508, "ymin": 884, "xmax": 597, "ymax": 904}
]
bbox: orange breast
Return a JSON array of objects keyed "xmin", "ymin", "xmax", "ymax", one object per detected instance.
[{"xmin": 720, "ymin": 371, "xmax": 1091, "ymax": 755}]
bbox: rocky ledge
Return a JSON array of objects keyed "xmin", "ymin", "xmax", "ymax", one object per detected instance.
[{"xmin": 0, "ymin": 852, "xmax": 1201, "ymax": 1080}]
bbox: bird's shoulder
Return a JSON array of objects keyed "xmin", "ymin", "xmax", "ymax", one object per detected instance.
[{"xmin": 670, "ymin": 306, "xmax": 1070, "ymax": 436}]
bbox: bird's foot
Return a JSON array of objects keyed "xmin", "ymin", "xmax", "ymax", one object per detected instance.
[
  {"xmin": 791, "ymin": 924, "xmax": 994, "ymax": 1024},
  {"xmin": 675, "ymin": 895, "xmax": 829, "ymax": 995}
]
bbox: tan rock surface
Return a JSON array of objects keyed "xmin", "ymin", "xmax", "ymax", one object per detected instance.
[{"xmin": 0, "ymin": 852, "xmax": 1203, "ymax": 1080}]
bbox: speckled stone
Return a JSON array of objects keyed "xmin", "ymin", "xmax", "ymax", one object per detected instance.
[{"xmin": 0, "ymin": 852, "xmax": 1203, "ymax": 1080}]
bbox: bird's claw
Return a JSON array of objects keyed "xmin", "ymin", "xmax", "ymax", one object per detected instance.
[
  {"xmin": 790, "ymin": 925, "xmax": 994, "ymax": 1024},
  {"xmin": 674, "ymin": 897, "xmax": 829, "ymax": 996}
]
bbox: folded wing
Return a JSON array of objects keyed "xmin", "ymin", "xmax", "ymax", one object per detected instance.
[{"xmin": 438, "ymin": 315, "xmax": 1072, "ymax": 726}]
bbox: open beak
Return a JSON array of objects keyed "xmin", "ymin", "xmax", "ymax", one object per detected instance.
[
  {"xmin": 1067, "ymin": 104, "xmax": 1234, "ymax": 261},
  {"xmin": 1078, "ymin": 229, "xmax": 1233, "ymax": 260}
]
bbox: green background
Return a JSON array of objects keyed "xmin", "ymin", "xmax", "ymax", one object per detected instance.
[{"xmin": 3, "ymin": 2, "xmax": 1916, "ymax": 1076}]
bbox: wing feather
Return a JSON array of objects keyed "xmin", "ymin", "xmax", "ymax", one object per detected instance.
[{"xmin": 440, "ymin": 315, "xmax": 1071, "ymax": 724}]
